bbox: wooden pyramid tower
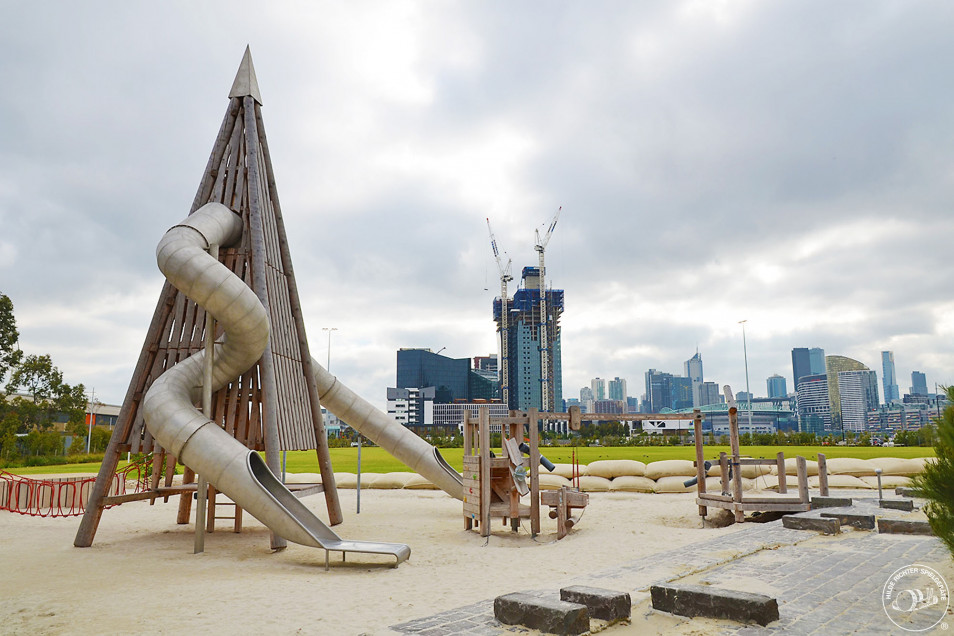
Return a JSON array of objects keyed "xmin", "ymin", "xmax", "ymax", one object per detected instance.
[{"xmin": 75, "ymin": 48, "xmax": 343, "ymax": 548}]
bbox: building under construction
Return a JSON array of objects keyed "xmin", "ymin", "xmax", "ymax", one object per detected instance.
[{"xmin": 493, "ymin": 266, "xmax": 564, "ymax": 411}]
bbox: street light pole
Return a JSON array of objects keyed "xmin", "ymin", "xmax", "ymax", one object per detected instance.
[
  {"xmin": 322, "ymin": 327, "xmax": 338, "ymax": 371},
  {"xmin": 86, "ymin": 389, "xmax": 96, "ymax": 454},
  {"xmin": 739, "ymin": 320, "xmax": 752, "ymax": 431}
]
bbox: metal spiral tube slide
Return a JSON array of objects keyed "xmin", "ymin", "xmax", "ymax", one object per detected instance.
[{"xmin": 142, "ymin": 202, "xmax": 409, "ymax": 565}]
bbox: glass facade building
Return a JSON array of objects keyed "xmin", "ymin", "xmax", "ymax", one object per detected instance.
[{"xmin": 881, "ymin": 351, "xmax": 900, "ymax": 404}]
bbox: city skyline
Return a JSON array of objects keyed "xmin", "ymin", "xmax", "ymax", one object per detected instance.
[{"xmin": 2, "ymin": 4, "xmax": 954, "ymax": 413}]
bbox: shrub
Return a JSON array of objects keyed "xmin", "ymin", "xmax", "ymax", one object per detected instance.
[{"xmin": 913, "ymin": 385, "xmax": 954, "ymax": 557}]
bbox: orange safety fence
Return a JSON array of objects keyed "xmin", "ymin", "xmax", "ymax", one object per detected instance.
[{"xmin": 0, "ymin": 458, "xmax": 154, "ymax": 518}]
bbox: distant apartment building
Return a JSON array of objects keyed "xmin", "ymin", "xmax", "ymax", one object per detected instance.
[
  {"xmin": 796, "ymin": 373, "xmax": 831, "ymax": 435},
  {"xmin": 825, "ymin": 355, "xmax": 869, "ymax": 429},
  {"xmin": 837, "ymin": 369, "xmax": 879, "ymax": 432},
  {"xmin": 493, "ymin": 266, "xmax": 564, "ymax": 411},
  {"xmin": 645, "ymin": 369, "xmax": 672, "ymax": 412},
  {"xmin": 387, "ymin": 387, "xmax": 435, "ymax": 431},
  {"xmin": 591, "ymin": 377, "xmax": 606, "ymax": 401},
  {"xmin": 696, "ymin": 381, "xmax": 721, "ymax": 407},
  {"xmin": 434, "ymin": 402, "xmax": 509, "ymax": 434},
  {"xmin": 881, "ymin": 351, "xmax": 900, "ymax": 404},
  {"xmin": 608, "ymin": 377, "xmax": 627, "ymax": 401}
]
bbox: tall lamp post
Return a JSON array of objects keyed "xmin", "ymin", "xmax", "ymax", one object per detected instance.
[
  {"xmin": 322, "ymin": 327, "xmax": 338, "ymax": 370},
  {"xmin": 738, "ymin": 320, "xmax": 752, "ymax": 431}
]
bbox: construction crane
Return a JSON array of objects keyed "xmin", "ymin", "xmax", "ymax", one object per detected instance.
[
  {"xmin": 486, "ymin": 218, "xmax": 513, "ymax": 408},
  {"xmin": 534, "ymin": 206, "xmax": 561, "ymax": 412}
]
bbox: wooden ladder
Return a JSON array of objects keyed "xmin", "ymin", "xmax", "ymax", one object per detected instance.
[{"xmin": 206, "ymin": 486, "xmax": 243, "ymax": 533}]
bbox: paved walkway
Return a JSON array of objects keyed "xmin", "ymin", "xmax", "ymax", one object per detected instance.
[{"xmin": 390, "ymin": 496, "xmax": 951, "ymax": 635}]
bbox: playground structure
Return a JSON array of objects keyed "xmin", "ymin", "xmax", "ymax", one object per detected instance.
[
  {"xmin": 73, "ymin": 49, "xmax": 461, "ymax": 565},
  {"xmin": 462, "ymin": 407, "xmax": 592, "ymax": 540},
  {"xmin": 693, "ymin": 386, "xmax": 830, "ymax": 523}
]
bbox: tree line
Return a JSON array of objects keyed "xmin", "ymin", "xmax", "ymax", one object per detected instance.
[{"xmin": 0, "ymin": 292, "xmax": 99, "ymax": 465}]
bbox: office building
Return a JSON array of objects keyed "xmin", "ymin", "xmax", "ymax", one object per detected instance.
[
  {"xmin": 792, "ymin": 346, "xmax": 826, "ymax": 390},
  {"xmin": 433, "ymin": 402, "xmax": 509, "ymax": 434},
  {"xmin": 696, "ymin": 381, "xmax": 721, "ymax": 407},
  {"xmin": 387, "ymin": 387, "xmax": 435, "ymax": 431},
  {"xmin": 767, "ymin": 374, "xmax": 787, "ymax": 398},
  {"xmin": 671, "ymin": 376, "xmax": 694, "ymax": 410},
  {"xmin": 881, "ymin": 351, "xmax": 900, "ymax": 404},
  {"xmin": 608, "ymin": 377, "xmax": 627, "ymax": 401},
  {"xmin": 645, "ymin": 369, "xmax": 673, "ymax": 412},
  {"xmin": 493, "ymin": 266, "xmax": 564, "ymax": 411},
  {"xmin": 684, "ymin": 351, "xmax": 703, "ymax": 405},
  {"xmin": 911, "ymin": 371, "xmax": 928, "ymax": 396}
]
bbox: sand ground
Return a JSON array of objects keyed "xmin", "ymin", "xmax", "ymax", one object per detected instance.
[{"xmin": 0, "ymin": 484, "xmax": 755, "ymax": 635}]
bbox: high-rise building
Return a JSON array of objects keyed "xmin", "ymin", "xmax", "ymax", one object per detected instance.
[
  {"xmin": 493, "ymin": 266, "xmax": 564, "ymax": 411},
  {"xmin": 697, "ymin": 381, "xmax": 721, "ymax": 407},
  {"xmin": 797, "ymin": 373, "xmax": 831, "ymax": 435},
  {"xmin": 396, "ymin": 348, "xmax": 469, "ymax": 403},
  {"xmin": 825, "ymin": 355, "xmax": 869, "ymax": 429},
  {"xmin": 671, "ymin": 376, "xmax": 693, "ymax": 410},
  {"xmin": 792, "ymin": 347, "xmax": 826, "ymax": 390},
  {"xmin": 591, "ymin": 377, "xmax": 606, "ymax": 401},
  {"xmin": 882, "ymin": 351, "xmax": 900, "ymax": 404},
  {"xmin": 684, "ymin": 351, "xmax": 703, "ymax": 406},
  {"xmin": 911, "ymin": 371, "xmax": 928, "ymax": 396},
  {"xmin": 837, "ymin": 369, "xmax": 879, "ymax": 432},
  {"xmin": 792, "ymin": 348, "xmax": 811, "ymax": 390},
  {"xmin": 580, "ymin": 386, "xmax": 595, "ymax": 413},
  {"xmin": 645, "ymin": 369, "xmax": 673, "ymax": 412},
  {"xmin": 767, "ymin": 374, "xmax": 787, "ymax": 398},
  {"xmin": 608, "ymin": 377, "xmax": 627, "ymax": 401},
  {"xmin": 809, "ymin": 348, "xmax": 826, "ymax": 375},
  {"xmin": 392, "ymin": 348, "xmax": 498, "ymax": 428},
  {"xmin": 473, "ymin": 355, "xmax": 498, "ymax": 375}
]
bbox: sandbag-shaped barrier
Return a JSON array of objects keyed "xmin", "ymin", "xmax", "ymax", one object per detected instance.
[{"xmin": 273, "ymin": 456, "xmax": 934, "ymax": 495}]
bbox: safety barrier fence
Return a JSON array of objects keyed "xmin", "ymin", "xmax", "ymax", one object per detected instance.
[{"xmin": 0, "ymin": 459, "xmax": 152, "ymax": 518}]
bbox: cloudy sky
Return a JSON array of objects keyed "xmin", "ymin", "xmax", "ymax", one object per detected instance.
[{"xmin": 2, "ymin": 2, "xmax": 953, "ymax": 410}]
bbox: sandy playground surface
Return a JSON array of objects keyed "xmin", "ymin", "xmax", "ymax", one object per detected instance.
[
  {"xmin": 2, "ymin": 483, "xmax": 950, "ymax": 635},
  {"xmin": 0, "ymin": 482, "xmax": 760, "ymax": 635}
]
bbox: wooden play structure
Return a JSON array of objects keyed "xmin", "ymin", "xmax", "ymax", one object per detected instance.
[
  {"xmin": 74, "ymin": 49, "xmax": 340, "ymax": 550},
  {"xmin": 693, "ymin": 386, "xmax": 829, "ymax": 523},
  {"xmin": 463, "ymin": 408, "xmax": 543, "ymax": 537},
  {"xmin": 462, "ymin": 408, "xmax": 591, "ymax": 539}
]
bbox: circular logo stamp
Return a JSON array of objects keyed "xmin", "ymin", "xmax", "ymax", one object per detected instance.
[{"xmin": 883, "ymin": 564, "xmax": 950, "ymax": 632}]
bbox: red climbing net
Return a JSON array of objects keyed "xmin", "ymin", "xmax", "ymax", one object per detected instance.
[{"xmin": 0, "ymin": 457, "xmax": 153, "ymax": 518}]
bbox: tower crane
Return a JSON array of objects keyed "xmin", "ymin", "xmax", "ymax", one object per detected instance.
[
  {"xmin": 534, "ymin": 206, "xmax": 561, "ymax": 412},
  {"xmin": 486, "ymin": 218, "xmax": 513, "ymax": 408}
]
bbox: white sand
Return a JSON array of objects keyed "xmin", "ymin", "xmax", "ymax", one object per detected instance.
[{"xmin": 0, "ymin": 486, "xmax": 748, "ymax": 635}]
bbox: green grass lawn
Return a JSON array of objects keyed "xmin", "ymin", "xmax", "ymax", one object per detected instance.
[{"xmin": 5, "ymin": 445, "xmax": 935, "ymax": 476}]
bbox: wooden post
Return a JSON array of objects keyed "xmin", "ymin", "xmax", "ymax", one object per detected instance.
[
  {"xmin": 479, "ymin": 407, "xmax": 491, "ymax": 538},
  {"xmin": 719, "ymin": 452, "xmax": 729, "ymax": 494},
  {"xmin": 177, "ymin": 466, "xmax": 195, "ymax": 524},
  {"xmin": 693, "ymin": 409, "xmax": 706, "ymax": 517},
  {"xmin": 817, "ymin": 453, "xmax": 829, "ymax": 497},
  {"xmin": 528, "ymin": 408, "xmax": 540, "ymax": 536},
  {"xmin": 728, "ymin": 404, "xmax": 744, "ymax": 523},
  {"xmin": 776, "ymin": 451, "xmax": 787, "ymax": 494},
  {"xmin": 243, "ymin": 96, "xmax": 285, "ymax": 551},
  {"xmin": 796, "ymin": 455, "xmax": 809, "ymax": 503},
  {"xmin": 255, "ymin": 103, "xmax": 341, "ymax": 526}
]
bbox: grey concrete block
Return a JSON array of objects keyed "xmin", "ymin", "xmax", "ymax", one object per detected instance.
[
  {"xmin": 560, "ymin": 585, "xmax": 631, "ymax": 621},
  {"xmin": 877, "ymin": 519, "xmax": 933, "ymax": 535},
  {"xmin": 879, "ymin": 498, "xmax": 915, "ymax": 511},
  {"xmin": 650, "ymin": 583, "xmax": 779, "ymax": 626},
  {"xmin": 820, "ymin": 512, "xmax": 876, "ymax": 530},
  {"xmin": 895, "ymin": 487, "xmax": 921, "ymax": 498},
  {"xmin": 782, "ymin": 515, "xmax": 841, "ymax": 534},
  {"xmin": 494, "ymin": 592, "xmax": 589, "ymax": 635},
  {"xmin": 811, "ymin": 496, "xmax": 852, "ymax": 509}
]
